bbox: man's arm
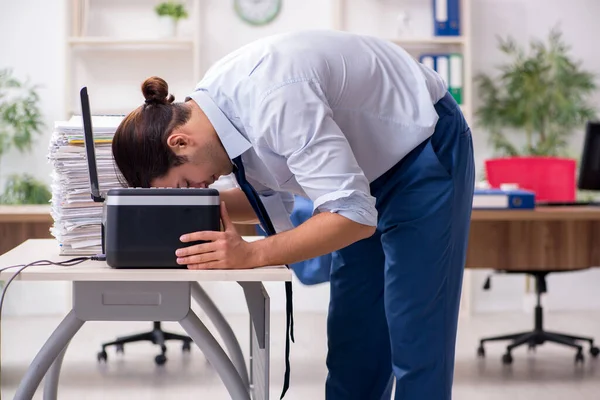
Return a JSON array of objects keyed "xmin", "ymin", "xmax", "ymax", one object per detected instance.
[
  {"xmin": 218, "ymin": 188, "xmax": 258, "ymax": 224},
  {"xmin": 254, "ymin": 79, "xmax": 380, "ymax": 260},
  {"xmin": 250, "ymin": 211, "xmax": 375, "ymax": 267},
  {"xmin": 176, "ymin": 201, "xmax": 374, "ymax": 269}
]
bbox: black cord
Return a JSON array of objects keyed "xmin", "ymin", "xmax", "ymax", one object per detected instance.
[
  {"xmin": 0, "ymin": 257, "xmax": 92, "ymax": 314},
  {"xmin": 0, "ymin": 255, "xmax": 104, "ymax": 398}
]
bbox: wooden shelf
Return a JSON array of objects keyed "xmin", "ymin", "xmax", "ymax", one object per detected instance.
[
  {"xmin": 68, "ymin": 36, "xmax": 194, "ymax": 48},
  {"xmin": 65, "ymin": 0, "xmax": 203, "ymax": 118},
  {"xmin": 388, "ymin": 36, "xmax": 465, "ymax": 45}
]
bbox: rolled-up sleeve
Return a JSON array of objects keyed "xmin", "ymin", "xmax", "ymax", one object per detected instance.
[{"xmin": 256, "ymin": 79, "xmax": 377, "ymax": 227}]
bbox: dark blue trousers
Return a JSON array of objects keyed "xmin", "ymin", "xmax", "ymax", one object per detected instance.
[{"xmin": 325, "ymin": 93, "xmax": 475, "ymax": 400}]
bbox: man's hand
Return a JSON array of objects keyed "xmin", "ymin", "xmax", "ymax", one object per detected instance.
[{"xmin": 176, "ymin": 202, "xmax": 258, "ymax": 269}]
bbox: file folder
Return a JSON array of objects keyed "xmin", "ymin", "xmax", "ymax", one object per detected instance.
[
  {"xmin": 449, "ymin": 53, "xmax": 463, "ymax": 104},
  {"xmin": 434, "ymin": 0, "xmax": 460, "ymax": 36},
  {"xmin": 436, "ymin": 55, "xmax": 449, "ymax": 87},
  {"xmin": 472, "ymin": 189, "xmax": 535, "ymax": 210},
  {"xmin": 419, "ymin": 53, "xmax": 463, "ymax": 104},
  {"xmin": 421, "ymin": 55, "xmax": 435, "ymax": 71}
]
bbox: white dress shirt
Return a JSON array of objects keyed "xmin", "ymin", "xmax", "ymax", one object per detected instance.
[{"xmin": 188, "ymin": 29, "xmax": 447, "ymax": 232}]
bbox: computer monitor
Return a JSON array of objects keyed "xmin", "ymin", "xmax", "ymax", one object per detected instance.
[{"xmin": 577, "ymin": 121, "xmax": 600, "ymax": 191}]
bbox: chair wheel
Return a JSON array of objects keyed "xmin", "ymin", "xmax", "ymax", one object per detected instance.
[
  {"xmin": 116, "ymin": 344, "xmax": 124, "ymax": 354},
  {"xmin": 590, "ymin": 347, "xmax": 599, "ymax": 358},
  {"xmin": 155, "ymin": 354, "xmax": 167, "ymax": 366},
  {"xmin": 575, "ymin": 351, "xmax": 585, "ymax": 364},
  {"xmin": 527, "ymin": 343, "xmax": 536, "ymax": 352},
  {"xmin": 502, "ymin": 353, "xmax": 513, "ymax": 365},
  {"xmin": 477, "ymin": 346, "xmax": 485, "ymax": 358},
  {"xmin": 182, "ymin": 341, "xmax": 192, "ymax": 352},
  {"xmin": 97, "ymin": 350, "xmax": 108, "ymax": 363}
]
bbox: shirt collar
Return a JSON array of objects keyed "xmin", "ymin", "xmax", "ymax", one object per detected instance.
[{"xmin": 186, "ymin": 89, "xmax": 252, "ymax": 160}]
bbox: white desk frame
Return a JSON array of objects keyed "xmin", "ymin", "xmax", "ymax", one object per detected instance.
[{"xmin": 0, "ymin": 239, "xmax": 291, "ymax": 400}]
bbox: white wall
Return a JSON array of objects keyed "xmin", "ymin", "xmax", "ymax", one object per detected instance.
[
  {"xmin": 1, "ymin": 0, "xmax": 71, "ymax": 317},
  {"xmin": 1, "ymin": 0, "xmax": 66, "ymax": 184},
  {"xmin": 1, "ymin": 0, "xmax": 600, "ymax": 316}
]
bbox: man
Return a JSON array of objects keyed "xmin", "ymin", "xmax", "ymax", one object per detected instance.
[{"xmin": 112, "ymin": 29, "xmax": 475, "ymax": 400}]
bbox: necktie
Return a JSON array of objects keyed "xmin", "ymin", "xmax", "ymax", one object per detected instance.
[{"xmin": 232, "ymin": 156, "xmax": 294, "ymax": 399}]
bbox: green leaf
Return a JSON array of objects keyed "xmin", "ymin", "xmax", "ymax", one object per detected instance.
[
  {"xmin": 0, "ymin": 173, "xmax": 51, "ymax": 205},
  {"xmin": 155, "ymin": 1, "xmax": 188, "ymax": 19},
  {"xmin": 475, "ymin": 27, "xmax": 597, "ymax": 157},
  {"xmin": 0, "ymin": 68, "xmax": 44, "ymax": 162}
]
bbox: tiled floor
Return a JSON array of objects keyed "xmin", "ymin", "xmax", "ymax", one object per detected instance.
[{"xmin": 2, "ymin": 309, "xmax": 600, "ymax": 399}]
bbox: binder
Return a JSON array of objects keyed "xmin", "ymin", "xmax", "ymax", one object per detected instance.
[
  {"xmin": 420, "ymin": 55, "xmax": 435, "ymax": 71},
  {"xmin": 419, "ymin": 53, "xmax": 463, "ymax": 104},
  {"xmin": 433, "ymin": 0, "xmax": 460, "ymax": 36},
  {"xmin": 472, "ymin": 189, "xmax": 535, "ymax": 210},
  {"xmin": 436, "ymin": 55, "xmax": 449, "ymax": 88},
  {"xmin": 449, "ymin": 53, "xmax": 463, "ymax": 104}
]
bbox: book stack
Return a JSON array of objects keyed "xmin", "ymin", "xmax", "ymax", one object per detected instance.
[{"xmin": 48, "ymin": 115, "xmax": 124, "ymax": 255}]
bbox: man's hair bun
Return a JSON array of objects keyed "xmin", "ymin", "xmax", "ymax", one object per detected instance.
[{"xmin": 141, "ymin": 76, "xmax": 175, "ymax": 106}]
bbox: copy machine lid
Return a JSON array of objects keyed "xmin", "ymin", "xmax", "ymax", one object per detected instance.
[
  {"xmin": 105, "ymin": 188, "xmax": 221, "ymax": 206},
  {"xmin": 106, "ymin": 188, "xmax": 220, "ymax": 196}
]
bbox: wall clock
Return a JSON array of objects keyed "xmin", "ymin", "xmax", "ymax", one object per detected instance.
[{"xmin": 234, "ymin": 0, "xmax": 282, "ymax": 26}]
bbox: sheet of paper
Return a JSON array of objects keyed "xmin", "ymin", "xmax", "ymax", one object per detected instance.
[{"xmin": 48, "ymin": 115, "xmax": 124, "ymax": 255}]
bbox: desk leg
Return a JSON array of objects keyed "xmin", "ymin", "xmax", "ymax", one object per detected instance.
[
  {"xmin": 239, "ymin": 282, "xmax": 270, "ymax": 400},
  {"xmin": 42, "ymin": 341, "xmax": 69, "ymax": 400},
  {"xmin": 179, "ymin": 309, "xmax": 250, "ymax": 400},
  {"xmin": 190, "ymin": 282, "xmax": 250, "ymax": 388},
  {"xmin": 13, "ymin": 310, "xmax": 84, "ymax": 400}
]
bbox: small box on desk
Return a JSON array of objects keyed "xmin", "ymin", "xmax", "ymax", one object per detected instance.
[{"xmin": 473, "ymin": 189, "xmax": 535, "ymax": 210}]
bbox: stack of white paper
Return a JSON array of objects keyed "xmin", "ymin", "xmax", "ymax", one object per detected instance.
[{"xmin": 48, "ymin": 115, "xmax": 124, "ymax": 255}]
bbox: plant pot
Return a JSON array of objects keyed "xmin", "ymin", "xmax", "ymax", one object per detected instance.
[
  {"xmin": 485, "ymin": 156, "xmax": 577, "ymax": 202},
  {"xmin": 157, "ymin": 16, "xmax": 177, "ymax": 38}
]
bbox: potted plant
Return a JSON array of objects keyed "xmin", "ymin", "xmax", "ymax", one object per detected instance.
[
  {"xmin": 0, "ymin": 68, "xmax": 50, "ymax": 205},
  {"xmin": 154, "ymin": 1, "xmax": 189, "ymax": 38},
  {"xmin": 475, "ymin": 27, "xmax": 597, "ymax": 201}
]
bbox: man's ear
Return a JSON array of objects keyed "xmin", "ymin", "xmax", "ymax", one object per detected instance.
[{"xmin": 167, "ymin": 132, "xmax": 193, "ymax": 154}]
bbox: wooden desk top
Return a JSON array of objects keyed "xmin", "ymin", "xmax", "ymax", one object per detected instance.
[
  {"xmin": 0, "ymin": 238, "xmax": 292, "ymax": 282},
  {"xmin": 0, "ymin": 205, "xmax": 53, "ymax": 223},
  {"xmin": 2, "ymin": 204, "xmax": 600, "ymax": 223},
  {"xmin": 472, "ymin": 206, "xmax": 600, "ymax": 221},
  {"xmin": 2, "ymin": 205, "xmax": 599, "ymax": 273},
  {"xmin": 467, "ymin": 207, "xmax": 600, "ymax": 271}
]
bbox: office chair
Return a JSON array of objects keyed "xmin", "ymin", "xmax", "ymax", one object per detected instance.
[
  {"xmin": 477, "ymin": 271, "xmax": 599, "ymax": 364},
  {"xmin": 97, "ymin": 322, "xmax": 193, "ymax": 365},
  {"xmin": 477, "ymin": 121, "xmax": 600, "ymax": 364}
]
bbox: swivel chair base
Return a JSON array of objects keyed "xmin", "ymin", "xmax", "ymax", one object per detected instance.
[
  {"xmin": 477, "ymin": 272, "xmax": 600, "ymax": 365},
  {"xmin": 97, "ymin": 321, "xmax": 193, "ymax": 365}
]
